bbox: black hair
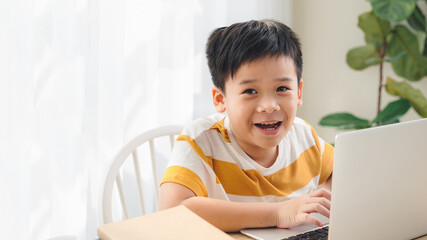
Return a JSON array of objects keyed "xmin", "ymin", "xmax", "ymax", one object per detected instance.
[{"xmin": 206, "ymin": 19, "xmax": 303, "ymax": 93}]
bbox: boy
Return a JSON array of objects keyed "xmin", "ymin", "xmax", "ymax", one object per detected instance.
[{"xmin": 158, "ymin": 19, "xmax": 334, "ymax": 232}]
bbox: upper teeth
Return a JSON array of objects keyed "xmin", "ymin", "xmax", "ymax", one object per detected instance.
[{"xmin": 257, "ymin": 122, "xmax": 278, "ymax": 125}]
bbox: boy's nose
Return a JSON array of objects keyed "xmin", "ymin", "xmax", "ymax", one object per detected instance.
[{"xmin": 256, "ymin": 96, "xmax": 280, "ymax": 113}]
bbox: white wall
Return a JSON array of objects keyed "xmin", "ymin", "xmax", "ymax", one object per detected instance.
[{"xmin": 293, "ymin": 0, "xmax": 427, "ymax": 143}]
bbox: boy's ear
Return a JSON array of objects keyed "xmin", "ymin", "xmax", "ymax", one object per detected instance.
[
  {"xmin": 212, "ymin": 86, "xmax": 226, "ymax": 113},
  {"xmin": 297, "ymin": 80, "xmax": 303, "ymax": 107}
]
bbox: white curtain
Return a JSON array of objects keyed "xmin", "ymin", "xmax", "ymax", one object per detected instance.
[{"xmin": 0, "ymin": 0, "xmax": 290, "ymax": 239}]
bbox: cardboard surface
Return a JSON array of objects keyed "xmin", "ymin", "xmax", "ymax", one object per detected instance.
[{"xmin": 98, "ymin": 205, "xmax": 234, "ymax": 240}]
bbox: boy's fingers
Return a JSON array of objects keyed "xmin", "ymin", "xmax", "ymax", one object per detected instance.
[
  {"xmin": 297, "ymin": 213, "xmax": 324, "ymax": 227},
  {"xmin": 307, "ymin": 197, "xmax": 331, "ymax": 210},
  {"xmin": 308, "ymin": 188, "xmax": 331, "ymax": 200},
  {"xmin": 302, "ymin": 203, "xmax": 330, "ymax": 219}
]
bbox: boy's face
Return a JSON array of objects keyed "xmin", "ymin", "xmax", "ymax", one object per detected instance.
[{"xmin": 212, "ymin": 55, "xmax": 303, "ymax": 157}]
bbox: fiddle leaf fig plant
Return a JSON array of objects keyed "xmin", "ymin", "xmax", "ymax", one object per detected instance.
[
  {"xmin": 320, "ymin": 0, "xmax": 427, "ymax": 130},
  {"xmin": 386, "ymin": 77, "xmax": 427, "ymax": 117},
  {"xmin": 369, "ymin": 0, "xmax": 418, "ymax": 22}
]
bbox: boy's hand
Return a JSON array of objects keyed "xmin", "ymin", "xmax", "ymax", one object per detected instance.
[{"xmin": 276, "ymin": 188, "xmax": 331, "ymax": 229}]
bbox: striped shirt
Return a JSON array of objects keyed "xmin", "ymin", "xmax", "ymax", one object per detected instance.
[{"xmin": 160, "ymin": 114, "xmax": 334, "ymax": 202}]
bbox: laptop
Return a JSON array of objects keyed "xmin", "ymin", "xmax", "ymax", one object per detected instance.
[{"xmin": 241, "ymin": 118, "xmax": 427, "ymax": 240}]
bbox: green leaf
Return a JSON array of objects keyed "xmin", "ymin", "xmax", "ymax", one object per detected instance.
[
  {"xmin": 358, "ymin": 12, "xmax": 391, "ymax": 49},
  {"xmin": 319, "ymin": 113, "xmax": 371, "ymax": 129},
  {"xmin": 385, "ymin": 77, "xmax": 427, "ymax": 117},
  {"xmin": 368, "ymin": 0, "xmax": 417, "ymax": 22},
  {"xmin": 346, "ymin": 45, "xmax": 380, "ymax": 70},
  {"xmin": 384, "ymin": 51, "xmax": 407, "ymax": 62},
  {"xmin": 372, "ymin": 98, "xmax": 411, "ymax": 125},
  {"xmin": 387, "ymin": 25, "xmax": 427, "ymax": 81},
  {"xmin": 407, "ymin": 5, "xmax": 426, "ymax": 32},
  {"xmin": 424, "ymin": 36, "xmax": 427, "ymax": 57},
  {"xmin": 416, "ymin": 31, "xmax": 426, "ymax": 54}
]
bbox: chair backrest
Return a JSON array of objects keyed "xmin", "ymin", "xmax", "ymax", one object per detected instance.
[{"xmin": 100, "ymin": 124, "xmax": 184, "ymax": 225}]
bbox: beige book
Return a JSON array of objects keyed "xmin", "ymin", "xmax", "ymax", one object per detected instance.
[{"xmin": 98, "ymin": 205, "xmax": 234, "ymax": 240}]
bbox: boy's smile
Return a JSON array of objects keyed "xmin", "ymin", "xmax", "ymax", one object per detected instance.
[
  {"xmin": 254, "ymin": 121, "xmax": 282, "ymax": 134},
  {"xmin": 212, "ymin": 55, "xmax": 303, "ymax": 166}
]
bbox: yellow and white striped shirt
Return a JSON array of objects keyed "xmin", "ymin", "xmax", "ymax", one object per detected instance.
[{"xmin": 161, "ymin": 114, "xmax": 334, "ymax": 202}]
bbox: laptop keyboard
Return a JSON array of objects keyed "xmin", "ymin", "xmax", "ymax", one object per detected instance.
[{"xmin": 282, "ymin": 226, "xmax": 329, "ymax": 240}]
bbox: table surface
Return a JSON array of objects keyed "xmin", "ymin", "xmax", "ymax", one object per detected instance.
[
  {"xmin": 228, "ymin": 231, "xmax": 427, "ymax": 240},
  {"xmin": 228, "ymin": 232, "xmax": 253, "ymax": 239}
]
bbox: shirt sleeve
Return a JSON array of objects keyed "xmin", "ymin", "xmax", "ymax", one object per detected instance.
[
  {"xmin": 160, "ymin": 134, "xmax": 212, "ymax": 197},
  {"xmin": 161, "ymin": 165, "xmax": 208, "ymax": 197}
]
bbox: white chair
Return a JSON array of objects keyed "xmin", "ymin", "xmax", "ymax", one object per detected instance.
[{"xmin": 100, "ymin": 124, "xmax": 184, "ymax": 225}]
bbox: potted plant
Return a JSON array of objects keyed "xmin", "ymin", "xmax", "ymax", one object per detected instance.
[{"xmin": 320, "ymin": 0, "xmax": 427, "ymax": 130}]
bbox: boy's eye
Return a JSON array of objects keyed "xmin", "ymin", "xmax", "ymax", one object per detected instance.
[
  {"xmin": 243, "ymin": 89, "xmax": 258, "ymax": 94},
  {"xmin": 277, "ymin": 86, "xmax": 289, "ymax": 92}
]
